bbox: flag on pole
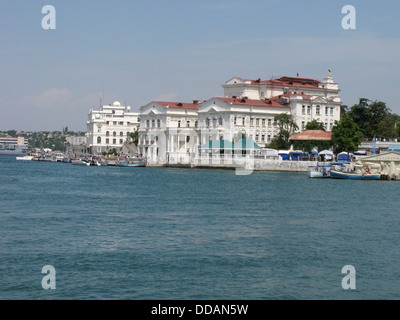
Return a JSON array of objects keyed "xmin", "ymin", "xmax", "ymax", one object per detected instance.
[
  {"xmin": 297, "ymin": 73, "xmax": 299, "ymax": 77},
  {"xmin": 328, "ymin": 69, "xmax": 332, "ymax": 75}
]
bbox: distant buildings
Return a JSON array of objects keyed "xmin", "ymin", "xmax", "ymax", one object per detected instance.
[
  {"xmin": 85, "ymin": 75, "xmax": 342, "ymax": 163},
  {"xmin": 86, "ymin": 101, "xmax": 139, "ymax": 154}
]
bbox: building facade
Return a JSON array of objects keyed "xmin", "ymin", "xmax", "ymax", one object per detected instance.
[
  {"xmin": 197, "ymin": 97, "xmax": 291, "ymax": 148},
  {"xmin": 138, "ymin": 101, "xmax": 199, "ymax": 164},
  {"xmin": 136, "ymin": 74, "xmax": 342, "ymax": 163},
  {"xmin": 222, "ymin": 76, "xmax": 342, "ymax": 132},
  {"xmin": 86, "ymin": 101, "xmax": 139, "ymax": 154}
]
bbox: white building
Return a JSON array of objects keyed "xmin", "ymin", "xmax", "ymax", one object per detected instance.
[
  {"xmin": 137, "ymin": 74, "xmax": 343, "ymax": 165},
  {"xmin": 138, "ymin": 101, "xmax": 199, "ymax": 165},
  {"xmin": 86, "ymin": 101, "xmax": 139, "ymax": 154},
  {"xmin": 222, "ymin": 76, "xmax": 342, "ymax": 131},
  {"xmin": 197, "ymin": 97, "xmax": 291, "ymax": 147}
]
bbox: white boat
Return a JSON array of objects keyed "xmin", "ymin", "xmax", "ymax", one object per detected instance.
[
  {"xmin": 16, "ymin": 156, "xmax": 34, "ymax": 161},
  {"xmin": 72, "ymin": 160, "xmax": 91, "ymax": 166},
  {"xmin": 307, "ymin": 162, "xmax": 332, "ymax": 178},
  {"xmin": 330, "ymin": 170, "xmax": 381, "ymax": 180}
]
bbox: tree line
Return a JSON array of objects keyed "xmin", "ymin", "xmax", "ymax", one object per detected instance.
[{"xmin": 268, "ymin": 98, "xmax": 399, "ymax": 153}]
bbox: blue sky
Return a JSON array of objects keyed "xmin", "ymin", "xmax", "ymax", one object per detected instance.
[{"xmin": 1, "ymin": 0, "xmax": 400, "ymax": 131}]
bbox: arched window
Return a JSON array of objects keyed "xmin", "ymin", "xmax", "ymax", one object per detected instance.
[
  {"xmin": 206, "ymin": 118, "xmax": 210, "ymax": 127},
  {"xmin": 218, "ymin": 117, "xmax": 223, "ymax": 126},
  {"xmin": 157, "ymin": 119, "xmax": 161, "ymax": 128},
  {"xmin": 152, "ymin": 120, "xmax": 155, "ymax": 128},
  {"xmin": 97, "ymin": 137, "xmax": 101, "ymax": 144},
  {"xmin": 120, "ymin": 131, "xmax": 123, "ymax": 137},
  {"xmin": 213, "ymin": 118, "xmax": 217, "ymax": 128},
  {"xmin": 113, "ymin": 131, "xmax": 117, "ymax": 137}
]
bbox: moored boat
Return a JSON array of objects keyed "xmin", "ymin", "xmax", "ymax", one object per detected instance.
[
  {"xmin": 72, "ymin": 160, "xmax": 91, "ymax": 166},
  {"xmin": 308, "ymin": 162, "xmax": 332, "ymax": 178},
  {"xmin": 118, "ymin": 161, "xmax": 146, "ymax": 167},
  {"xmin": 16, "ymin": 155, "xmax": 34, "ymax": 161},
  {"xmin": 330, "ymin": 170, "xmax": 381, "ymax": 180}
]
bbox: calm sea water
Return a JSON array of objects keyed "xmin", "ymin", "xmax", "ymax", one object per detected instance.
[{"xmin": 1, "ymin": 155, "xmax": 400, "ymax": 300}]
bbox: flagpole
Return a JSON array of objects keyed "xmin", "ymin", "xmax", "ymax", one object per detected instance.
[{"xmin": 373, "ymin": 135, "xmax": 376, "ymax": 155}]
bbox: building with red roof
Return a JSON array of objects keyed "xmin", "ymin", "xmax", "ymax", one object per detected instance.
[{"xmin": 223, "ymin": 75, "xmax": 342, "ymax": 133}]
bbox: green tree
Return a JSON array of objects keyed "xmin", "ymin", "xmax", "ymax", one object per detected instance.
[
  {"xmin": 376, "ymin": 114, "xmax": 399, "ymax": 140},
  {"xmin": 332, "ymin": 114, "xmax": 364, "ymax": 153},
  {"xmin": 130, "ymin": 131, "xmax": 139, "ymax": 146},
  {"xmin": 347, "ymin": 99, "xmax": 391, "ymax": 140},
  {"xmin": 7, "ymin": 130, "xmax": 17, "ymax": 137},
  {"xmin": 268, "ymin": 113, "xmax": 298, "ymax": 149},
  {"xmin": 305, "ymin": 119, "xmax": 325, "ymax": 131}
]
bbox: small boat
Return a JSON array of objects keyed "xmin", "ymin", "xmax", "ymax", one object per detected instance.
[
  {"xmin": 330, "ymin": 170, "xmax": 381, "ymax": 180},
  {"xmin": 16, "ymin": 156, "xmax": 34, "ymax": 161},
  {"xmin": 308, "ymin": 162, "xmax": 332, "ymax": 178},
  {"xmin": 118, "ymin": 161, "xmax": 146, "ymax": 167},
  {"xmin": 99, "ymin": 160, "xmax": 109, "ymax": 166},
  {"xmin": 72, "ymin": 160, "xmax": 91, "ymax": 166}
]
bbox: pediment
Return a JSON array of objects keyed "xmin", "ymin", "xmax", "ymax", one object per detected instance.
[
  {"xmin": 224, "ymin": 77, "xmax": 250, "ymax": 85},
  {"xmin": 140, "ymin": 102, "xmax": 166, "ymax": 115},
  {"xmin": 312, "ymin": 96, "xmax": 327, "ymax": 104},
  {"xmin": 198, "ymin": 98, "xmax": 228, "ymax": 113}
]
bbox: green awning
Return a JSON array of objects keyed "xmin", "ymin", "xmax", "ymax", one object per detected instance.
[
  {"xmin": 198, "ymin": 140, "xmax": 234, "ymax": 149},
  {"xmin": 233, "ymin": 138, "xmax": 261, "ymax": 150}
]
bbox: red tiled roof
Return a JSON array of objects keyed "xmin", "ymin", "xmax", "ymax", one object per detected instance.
[
  {"xmin": 216, "ymin": 97, "xmax": 290, "ymax": 109},
  {"xmin": 231, "ymin": 76, "xmax": 321, "ymax": 89},
  {"xmin": 154, "ymin": 101, "xmax": 199, "ymax": 110},
  {"xmin": 289, "ymin": 130, "xmax": 332, "ymax": 141}
]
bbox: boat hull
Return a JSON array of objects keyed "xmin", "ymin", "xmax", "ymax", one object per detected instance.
[
  {"xmin": 308, "ymin": 169, "xmax": 330, "ymax": 178},
  {"xmin": 118, "ymin": 162, "xmax": 146, "ymax": 167},
  {"xmin": 330, "ymin": 170, "xmax": 381, "ymax": 180},
  {"xmin": 72, "ymin": 160, "xmax": 90, "ymax": 166}
]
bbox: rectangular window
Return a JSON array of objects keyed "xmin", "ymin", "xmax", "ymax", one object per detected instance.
[
  {"xmin": 119, "ymin": 139, "xmax": 123, "ymax": 144},
  {"xmin": 234, "ymin": 116, "xmax": 237, "ymax": 125},
  {"xmin": 330, "ymin": 107, "xmax": 334, "ymax": 115},
  {"xmin": 302, "ymin": 121, "xmax": 305, "ymax": 130},
  {"xmin": 113, "ymin": 139, "xmax": 116, "ymax": 144},
  {"xmin": 302, "ymin": 105, "xmax": 305, "ymax": 115},
  {"xmin": 325, "ymin": 107, "xmax": 329, "ymax": 115},
  {"xmin": 316, "ymin": 106, "xmax": 320, "ymax": 115},
  {"xmin": 262, "ymin": 119, "xmax": 266, "ymax": 127},
  {"xmin": 106, "ymin": 138, "xmax": 109, "ymax": 144}
]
